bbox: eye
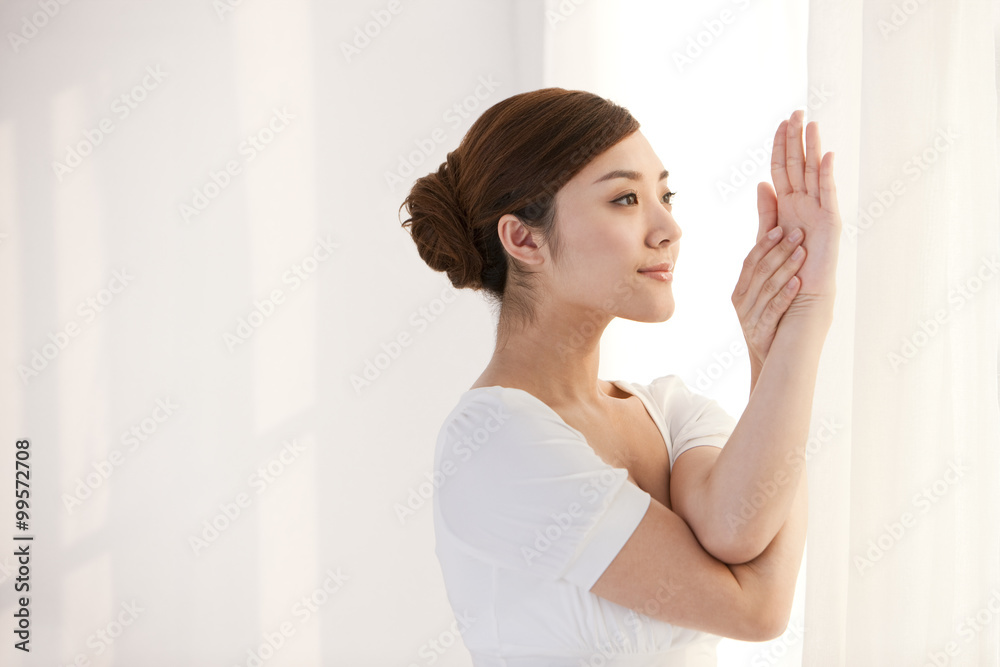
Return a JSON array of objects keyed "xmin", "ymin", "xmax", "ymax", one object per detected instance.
[{"xmin": 612, "ymin": 190, "xmax": 677, "ymax": 206}]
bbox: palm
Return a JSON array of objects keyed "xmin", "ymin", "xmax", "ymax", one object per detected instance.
[{"xmin": 757, "ymin": 110, "xmax": 842, "ymax": 315}]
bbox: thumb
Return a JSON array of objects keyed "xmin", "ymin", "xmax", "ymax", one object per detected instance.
[{"xmin": 756, "ymin": 180, "xmax": 777, "ymax": 245}]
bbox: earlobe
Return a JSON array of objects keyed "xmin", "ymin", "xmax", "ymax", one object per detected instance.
[{"xmin": 498, "ymin": 214, "xmax": 544, "ymax": 266}]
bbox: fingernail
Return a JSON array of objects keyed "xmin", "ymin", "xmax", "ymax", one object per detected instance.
[
  {"xmin": 768, "ymin": 227, "xmax": 782, "ymax": 240},
  {"xmin": 789, "ymin": 228, "xmax": 803, "ymax": 242}
]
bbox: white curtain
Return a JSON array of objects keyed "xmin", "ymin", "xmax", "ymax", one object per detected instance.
[
  {"xmin": 545, "ymin": 0, "xmax": 1000, "ymax": 664},
  {"xmin": 802, "ymin": 0, "xmax": 1000, "ymax": 664}
]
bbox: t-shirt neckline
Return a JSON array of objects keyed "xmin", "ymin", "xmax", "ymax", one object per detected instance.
[{"xmin": 461, "ymin": 380, "xmax": 672, "ymax": 463}]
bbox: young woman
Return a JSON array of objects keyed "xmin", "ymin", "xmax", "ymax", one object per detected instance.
[{"xmin": 400, "ymin": 88, "xmax": 840, "ymax": 666}]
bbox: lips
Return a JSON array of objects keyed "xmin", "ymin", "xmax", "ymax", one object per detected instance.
[{"xmin": 638, "ymin": 261, "xmax": 674, "ymax": 273}]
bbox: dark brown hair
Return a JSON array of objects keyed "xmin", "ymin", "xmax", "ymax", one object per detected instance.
[{"xmin": 399, "ymin": 87, "xmax": 640, "ymax": 333}]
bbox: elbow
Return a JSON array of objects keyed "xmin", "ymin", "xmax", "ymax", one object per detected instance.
[
  {"xmin": 700, "ymin": 528, "xmax": 769, "ymax": 566},
  {"xmin": 731, "ymin": 589, "xmax": 791, "ymax": 643},
  {"xmin": 754, "ymin": 606, "xmax": 793, "ymax": 642}
]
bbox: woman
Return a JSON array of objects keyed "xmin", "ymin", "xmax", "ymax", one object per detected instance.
[{"xmin": 400, "ymin": 88, "xmax": 840, "ymax": 666}]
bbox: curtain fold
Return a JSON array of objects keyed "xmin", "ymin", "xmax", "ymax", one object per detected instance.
[{"xmin": 805, "ymin": 0, "xmax": 1000, "ymax": 664}]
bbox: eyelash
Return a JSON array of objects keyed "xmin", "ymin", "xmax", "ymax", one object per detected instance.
[{"xmin": 614, "ymin": 190, "xmax": 676, "ymax": 206}]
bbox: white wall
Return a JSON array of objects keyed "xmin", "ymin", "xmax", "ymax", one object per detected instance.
[{"xmin": 0, "ymin": 1, "xmax": 540, "ymax": 664}]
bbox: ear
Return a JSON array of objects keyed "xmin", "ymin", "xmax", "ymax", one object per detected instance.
[{"xmin": 497, "ymin": 214, "xmax": 545, "ymax": 267}]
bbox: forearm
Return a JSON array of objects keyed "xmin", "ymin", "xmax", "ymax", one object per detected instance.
[
  {"xmin": 704, "ymin": 311, "xmax": 829, "ymax": 560},
  {"xmin": 729, "ymin": 468, "xmax": 808, "ymax": 637}
]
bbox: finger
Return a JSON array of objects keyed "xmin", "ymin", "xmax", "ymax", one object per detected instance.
[
  {"xmin": 756, "ymin": 275, "xmax": 800, "ymax": 334},
  {"xmin": 820, "ymin": 151, "xmax": 840, "ymax": 217},
  {"xmin": 745, "ymin": 233, "xmax": 805, "ymax": 325},
  {"xmin": 770, "ymin": 119, "xmax": 791, "ymax": 197},
  {"xmin": 785, "ymin": 110, "xmax": 806, "ymax": 194},
  {"xmin": 741, "ymin": 272, "xmax": 799, "ymax": 363},
  {"xmin": 732, "ymin": 225, "xmax": 785, "ymax": 306},
  {"xmin": 733, "ymin": 226, "xmax": 800, "ymax": 315},
  {"xmin": 756, "ymin": 181, "xmax": 777, "ymax": 244},
  {"xmin": 804, "ymin": 121, "xmax": 821, "ymax": 200}
]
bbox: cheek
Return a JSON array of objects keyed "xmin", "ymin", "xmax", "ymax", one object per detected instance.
[
  {"xmin": 553, "ymin": 221, "xmax": 634, "ymax": 284},
  {"xmin": 565, "ymin": 241, "xmax": 636, "ymax": 296},
  {"xmin": 580, "ymin": 233, "xmax": 632, "ymax": 271}
]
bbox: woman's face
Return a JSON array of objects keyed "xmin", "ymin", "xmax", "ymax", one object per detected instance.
[{"xmin": 544, "ymin": 130, "xmax": 683, "ymax": 323}]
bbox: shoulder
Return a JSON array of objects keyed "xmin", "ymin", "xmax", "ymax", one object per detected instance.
[
  {"xmin": 617, "ymin": 374, "xmax": 698, "ymax": 414},
  {"xmin": 632, "ymin": 374, "xmax": 737, "ymax": 431},
  {"xmin": 643, "ymin": 373, "xmax": 694, "ymax": 399}
]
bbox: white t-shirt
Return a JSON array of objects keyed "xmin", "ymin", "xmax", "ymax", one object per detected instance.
[{"xmin": 432, "ymin": 374, "xmax": 740, "ymax": 666}]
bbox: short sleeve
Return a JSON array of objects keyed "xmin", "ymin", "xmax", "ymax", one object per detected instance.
[
  {"xmin": 650, "ymin": 375, "xmax": 739, "ymax": 468},
  {"xmin": 434, "ymin": 389, "xmax": 652, "ymax": 590}
]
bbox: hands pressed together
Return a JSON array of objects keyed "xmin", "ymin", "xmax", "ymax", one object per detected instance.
[{"xmin": 732, "ymin": 109, "xmax": 842, "ymax": 370}]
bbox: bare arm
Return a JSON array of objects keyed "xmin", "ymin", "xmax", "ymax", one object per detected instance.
[
  {"xmin": 728, "ymin": 458, "xmax": 808, "ymax": 635},
  {"xmin": 589, "ymin": 469, "xmax": 808, "ymax": 641},
  {"xmin": 675, "ymin": 311, "xmax": 828, "ymax": 564},
  {"xmin": 749, "ymin": 356, "xmax": 763, "ymax": 396},
  {"xmin": 671, "ymin": 109, "xmax": 839, "ymax": 564}
]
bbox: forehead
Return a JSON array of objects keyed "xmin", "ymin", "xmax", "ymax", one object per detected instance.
[{"xmin": 572, "ymin": 131, "xmax": 663, "ymax": 184}]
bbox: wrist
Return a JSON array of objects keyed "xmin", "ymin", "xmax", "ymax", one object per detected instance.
[
  {"xmin": 782, "ymin": 302, "xmax": 834, "ymax": 334},
  {"xmin": 785, "ymin": 293, "xmax": 836, "ymax": 324},
  {"xmin": 769, "ymin": 314, "xmax": 831, "ymax": 368}
]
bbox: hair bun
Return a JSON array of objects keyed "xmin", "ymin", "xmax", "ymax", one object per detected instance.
[
  {"xmin": 400, "ymin": 151, "xmax": 484, "ymax": 290},
  {"xmin": 402, "ymin": 88, "xmax": 640, "ymax": 313}
]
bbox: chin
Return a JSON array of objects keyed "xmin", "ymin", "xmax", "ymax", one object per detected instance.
[
  {"xmin": 650, "ymin": 304, "xmax": 676, "ymax": 323},
  {"xmin": 620, "ymin": 298, "xmax": 675, "ymax": 324}
]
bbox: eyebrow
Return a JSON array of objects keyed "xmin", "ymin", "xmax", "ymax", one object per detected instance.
[{"xmin": 593, "ymin": 169, "xmax": 669, "ymax": 185}]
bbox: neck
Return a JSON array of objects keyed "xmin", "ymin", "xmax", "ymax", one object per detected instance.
[{"xmin": 482, "ymin": 301, "xmax": 616, "ymax": 410}]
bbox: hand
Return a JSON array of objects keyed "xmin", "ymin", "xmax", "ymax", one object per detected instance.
[
  {"xmin": 759, "ymin": 109, "xmax": 842, "ymax": 318},
  {"xmin": 731, "ymin": 222, "xmax": 808, "ymax": 372}
]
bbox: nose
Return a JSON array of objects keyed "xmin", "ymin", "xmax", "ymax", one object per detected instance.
[{"xmin": 648, "ymin": 204, "xmax": 682, "ymax": 247}]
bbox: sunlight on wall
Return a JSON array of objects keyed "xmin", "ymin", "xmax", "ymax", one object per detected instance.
[
  {"xmin": 230, "ymin": 1, "xmax": 322, "ymax": 664},
  {"xmin": 49, "ymin": 81, "xmax": 119, "ymax": 659}
]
